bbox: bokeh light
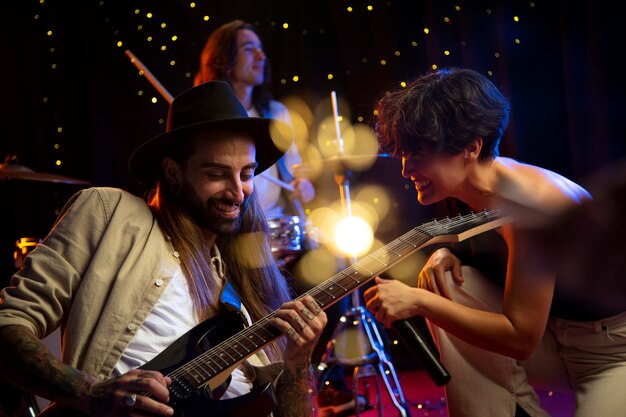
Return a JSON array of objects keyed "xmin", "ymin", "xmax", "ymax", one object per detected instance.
[
  {"xmin": 269, "ymin": 118, "xmax": 294, "ymax": 152},
  {"xmin": 355, "ymin": 185, "xmax": 392, "ymax": 220},
  {"xmin": 385, "ymin": 251, "xmax": 428, "ymax": 285},
  {"xmin": 294, "ymin": 246, "xmax": 339, "ymax": 288},
  {"xmin": 282, "ymin": 95, "xmax": 314, "ymax": 153}
]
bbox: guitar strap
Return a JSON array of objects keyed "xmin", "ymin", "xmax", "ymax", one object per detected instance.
[
  {"xmin": 211, "ymin": 253, "xmax": 242, "ymax": 313},
  {"xmin": 220, "ymin": 279, "xmax": 242, "ymax": 313}
]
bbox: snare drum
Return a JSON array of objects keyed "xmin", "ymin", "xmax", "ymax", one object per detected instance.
[{"xmin": 268, "ymin": 216, "xmax": 304, "ymax": 259}]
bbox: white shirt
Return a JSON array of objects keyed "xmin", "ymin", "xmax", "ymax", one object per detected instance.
[{"xmin": 114, "ymin": 250, "xmax": 260, "ymax": 399}]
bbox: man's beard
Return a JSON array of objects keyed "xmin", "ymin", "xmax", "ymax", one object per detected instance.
[{"xmin": 179, "ymin": 181, "xmax": 246, "ymax": 235}]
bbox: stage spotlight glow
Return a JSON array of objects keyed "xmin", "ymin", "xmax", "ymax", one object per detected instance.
[{"xmin": 334, "ymin": 215, "xmax": 374, "ymax": 257}]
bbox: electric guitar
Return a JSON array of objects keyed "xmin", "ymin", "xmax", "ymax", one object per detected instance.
[{"xmin": 39, "ymin": 209, "xmax": 511, "ymax": 417}]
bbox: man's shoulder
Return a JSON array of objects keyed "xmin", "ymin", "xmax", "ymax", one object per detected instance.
[
  {"xmin": 74, "ymin": 186, "xmax": 143, "ymax": 202},
  {"xmin": 92, "ymin": 186, "xmax": 141, "ymax": 198},
  {"xmin": 68, "ymin": 187, "xmax": 148, "ymax": 214}
]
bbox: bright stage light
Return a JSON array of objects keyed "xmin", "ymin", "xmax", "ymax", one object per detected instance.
[{"xmin": 334, "ymin": 215, "xmax": 374, "ymax": 257}]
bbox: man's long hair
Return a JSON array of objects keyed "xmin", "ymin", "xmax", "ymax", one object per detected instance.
[
  {"xmin": 194, "ymin": 19, "xmax": 272, "ymax": 116},
  {"xmin": 147, "ymin": 175, "xmax": 290, "ymax": 361}
]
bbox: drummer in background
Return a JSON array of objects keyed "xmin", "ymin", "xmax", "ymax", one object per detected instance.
[{"xmin": 194, "ymin": 19, "xmax": 315, "ymax": 268}]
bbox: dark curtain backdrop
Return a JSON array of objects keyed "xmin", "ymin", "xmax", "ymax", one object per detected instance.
[{"xmin": 1, "ymin": 0, "xmax": 625, "ymax": 279}]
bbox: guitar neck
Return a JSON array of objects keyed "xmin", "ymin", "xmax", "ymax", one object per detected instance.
[
  {"xmin": 301, "ymin": 210, "xmax": 512, "ymax": 309},
  {"xmin": 168, "ymin": 209, "xmax": 512, "ymax": 389}
]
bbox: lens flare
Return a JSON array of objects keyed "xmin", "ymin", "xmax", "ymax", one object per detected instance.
[{"xmin": 334, "ymin": 215, "xmax": 374, "ymax": 257}]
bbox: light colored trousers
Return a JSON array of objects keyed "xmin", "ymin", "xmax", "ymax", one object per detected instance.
[{"xmin": 427, "ymin": 266, "xmax": 626, "ymax": 417}]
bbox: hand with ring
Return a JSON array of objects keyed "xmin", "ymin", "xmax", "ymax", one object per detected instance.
[
  {"xmin": 271, "ymin": 295, "xmax": 327, "ymax": 370},
  {"xmin": 124, "ymin": 393, "xmax": 137, "ymax": 407},
  {"xmin": 80, "ymin": 369, "xmax": 174, "ymax": 416}
]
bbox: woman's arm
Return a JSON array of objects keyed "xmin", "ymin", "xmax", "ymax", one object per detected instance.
[{"xmin": 365, "ymin": 225, "xmax": 555, "ymax": 360}]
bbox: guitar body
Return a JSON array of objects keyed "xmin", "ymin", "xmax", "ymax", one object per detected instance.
[{"xmin": 40, "ymin": 312, "xmax": 278, "ymax": 417}]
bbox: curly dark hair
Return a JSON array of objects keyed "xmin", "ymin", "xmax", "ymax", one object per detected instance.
[
  {"xmin": 194, "ymin": 20, "xmax": 272, "ymax": 116},
  {"xmin": 374, "ymin": 68, "xmax": 510, "ymax": 160}
]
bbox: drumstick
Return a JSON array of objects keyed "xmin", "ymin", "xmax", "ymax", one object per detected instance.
[
  {"xmin": 330, "ymin": 90, "xmax": 345, "ymax": 154},
  {"xmin": 125, "ymin": 49, "xmax": 174, "ymax": 104},
  {"xmin": 258, "ymin": 172, "xmax": 295, "ymax": 192}
]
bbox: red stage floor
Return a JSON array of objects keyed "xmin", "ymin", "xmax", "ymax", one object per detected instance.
[{"xmin": 331, "ymin": 368, "xmax": 575, "ymax": 417}]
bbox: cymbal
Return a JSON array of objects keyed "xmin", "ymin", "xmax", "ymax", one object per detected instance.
[
  {"xmin": 292, "ymin": 153, "xmax": 391, "ymax": 177},
  {"xmin": 0, "ymin": 162, "xmax": 90, "ymax": 185}
]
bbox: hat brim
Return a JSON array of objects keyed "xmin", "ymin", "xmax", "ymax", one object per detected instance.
[{"xmin": 129, "ymin": 117, "xmax": 290, "ymax": 187}]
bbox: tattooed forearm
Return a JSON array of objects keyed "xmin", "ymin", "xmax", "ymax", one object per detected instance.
[
  {"xmin": 0, "ymin": 325, "xmax": 93, "ymax": 401},
  {"xmin": 274, "ymin": 364, "xmax": 317, "ymax": 417}
]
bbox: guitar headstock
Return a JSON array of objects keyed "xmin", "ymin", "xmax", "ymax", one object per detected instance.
[{"xmin": 418, "ymin": 209, "xmax": 513, "ymax": 243}]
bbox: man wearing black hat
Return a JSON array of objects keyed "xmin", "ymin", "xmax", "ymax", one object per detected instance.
[{"xmin": 0, "ymin": 81, "xmax": 327, "ymax": 417}]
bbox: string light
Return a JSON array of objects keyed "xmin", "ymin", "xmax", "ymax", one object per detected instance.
[
  {"xmin": 30, "ymin": 1, "xmax": 539, "ymax": 180},
  {"xmin": 142, "ymin": 2, "xmax": 524, "ymax": 93}
]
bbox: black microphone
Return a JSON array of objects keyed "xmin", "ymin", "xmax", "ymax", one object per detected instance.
[{"xmin": 392, "ymin": 318, "xmax": 451, "ymax": 386}]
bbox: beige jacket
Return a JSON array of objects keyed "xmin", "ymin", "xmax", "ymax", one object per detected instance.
[{"xmin": 0, "ymin": 187, "xmax": 273, "ymax": 380}]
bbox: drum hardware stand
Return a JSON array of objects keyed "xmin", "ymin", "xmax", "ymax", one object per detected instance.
[{"xmin": 316, "ymin": 92, "xmax": 409, "ymax": 417}]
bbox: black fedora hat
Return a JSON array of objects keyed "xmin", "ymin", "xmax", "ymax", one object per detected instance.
[{"xmin": 129, "ymin": 80, "xmax": 292, "ymax": 187}]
